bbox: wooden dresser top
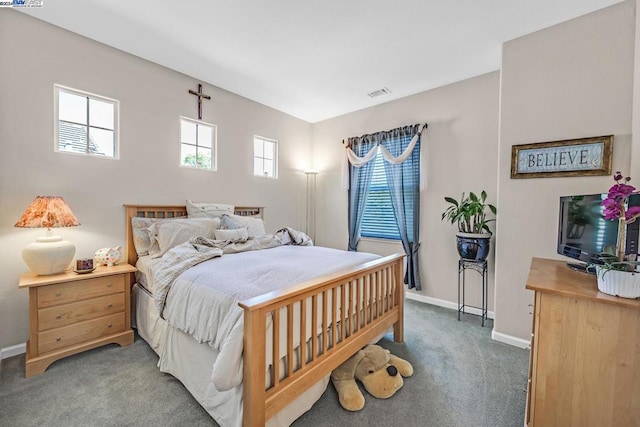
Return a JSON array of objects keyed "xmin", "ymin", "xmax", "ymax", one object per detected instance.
[{"xmin": 526, "ymin": 257, "xmax": 640, "ymax": 309}]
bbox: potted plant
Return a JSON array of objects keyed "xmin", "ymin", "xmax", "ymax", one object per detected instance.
[
  {"xmin": 595, "ymin": 172, "xmax": 640, "ymax": 298},
  {"xmin": 441, "ymin": 191, "xmax": 497, "ymax": 261}
]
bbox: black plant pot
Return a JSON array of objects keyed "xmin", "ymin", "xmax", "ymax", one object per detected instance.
[{"xmin": 456, "ymin": 233, "xmax": 491, "ymax": 261}]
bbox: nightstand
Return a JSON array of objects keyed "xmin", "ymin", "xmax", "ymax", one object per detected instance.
[{"xmin": 18, "ymin": 264, "xmax": 136, "ymax": 377}]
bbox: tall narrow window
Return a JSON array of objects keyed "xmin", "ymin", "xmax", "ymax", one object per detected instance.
[
  {"xmin": 55, "ymin": 85, "xmax": 118, "ymax": 158},
  {"xmin": 180, "ymin": 117, "xmax": 217, "ymax": 171},
  {"xmin": 253, "ymin": 136, "xmax": 278, "ymax": 178},
  {"xmin": 360, "ymin": 148, "xmax": 401, "ymax": 240},
  {"xmin": 347, "ymin": 124, "xmax": 422, "ymax": 289}
]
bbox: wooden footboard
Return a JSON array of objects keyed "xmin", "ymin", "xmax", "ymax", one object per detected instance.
[{"xmin": 240, "ymin": 253, "xmax": 405, "ymax": 427}]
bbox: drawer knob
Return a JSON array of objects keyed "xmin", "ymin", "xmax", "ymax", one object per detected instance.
[
  {"xmin": 55, "ymin": 292, "xmax": 62, "ymax": 297},
  {"xmin": 56, "ymin": 314, "xmax": 62, "ymax": 320},
  {"xmin": 56, "ymin": 337, "xmax": 61, "ymax": 342},
  {"xmin": 107, "ymin": 323, "xmax": 112, "ymax": 328},
  {"xmin": 107, "ymin": 283, "xmax": 112, "ymax": 288},
  {"xmin": 107, "ymin": 303, "xmax": 113, "ymax": 308}
]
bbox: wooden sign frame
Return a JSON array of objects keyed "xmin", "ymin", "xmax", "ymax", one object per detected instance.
[{"xmin": 510, "ymin": 135, "xmax": 613, "ymax": 179}]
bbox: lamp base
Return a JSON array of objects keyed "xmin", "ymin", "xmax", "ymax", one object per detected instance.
[{"xmin": 22, "ymin": 235, "xmax": 76, "ymax": 275}]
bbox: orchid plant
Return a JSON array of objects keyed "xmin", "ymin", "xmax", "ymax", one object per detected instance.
[{"xmin": 599, "ymin": 171, "xmax": 640, "ymax": 271}]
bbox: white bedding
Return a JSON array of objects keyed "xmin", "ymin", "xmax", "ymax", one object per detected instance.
[
  {"xmin": 133, "ymin": 284, "xmax": 331, "ymax": 427},
  {"xmin": 148, "ymin": 244, "xmax": 379, "ymax": 391},
  {"xmin": 135, "ymin": 255, "xmax": 159, "ymax": 292}
]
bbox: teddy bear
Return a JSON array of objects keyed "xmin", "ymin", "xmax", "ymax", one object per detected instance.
[{"xmin": 330, "ymin": 344, "xmax": 414, "ymax": 411}]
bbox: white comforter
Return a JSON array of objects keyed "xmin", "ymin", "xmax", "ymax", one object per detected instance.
[{"xmin": 147, "ymin": 240, "xmax": 379, "ymax": 391}]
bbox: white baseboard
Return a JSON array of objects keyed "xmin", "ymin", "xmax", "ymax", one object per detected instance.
[
  {"xmin": 1, "ymin": 343, "xmax": 26, "ymax": 360},
  {"xmin": 405, "ymin": 292, "xmax": 495, "ymax": 319},
  {"xmin": 406, "ymin": 293, "xmax": 532, "ymax": 349},
  {"xmin": 491, "ymin": 330, "xmax": 531, "ymax": 349}
]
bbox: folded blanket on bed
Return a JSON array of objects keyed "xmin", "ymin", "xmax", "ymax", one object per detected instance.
[
  {"xmin": 150, "ymin": 227, "xmax": 312, "ymax": 316},
  {"xmin": 149, "ymin": 239, "xmax": 224, "ymax": 316}
]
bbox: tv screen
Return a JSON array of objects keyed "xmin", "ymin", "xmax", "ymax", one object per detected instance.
[{"xmin": 557, "ymin": 193, "xmax": 640, "ymax": 268}]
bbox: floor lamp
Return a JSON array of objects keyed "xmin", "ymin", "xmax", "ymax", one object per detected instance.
[{"xmin": 305, "ymin": 170, "xmax": 318, "ymax": 243}]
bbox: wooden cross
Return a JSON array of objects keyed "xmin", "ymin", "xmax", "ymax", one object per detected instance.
[{"xmin": 188, "ymin": 83, "xmax": 211, "ymax": 120}]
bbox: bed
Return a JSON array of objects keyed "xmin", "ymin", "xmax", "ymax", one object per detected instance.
[{"xmin": 124, "ymin": 204, "xmax": 405, "ymax": 427}]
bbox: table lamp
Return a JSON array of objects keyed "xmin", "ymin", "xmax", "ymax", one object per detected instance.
[{"xmin": 15, "ymin": 196, "xmax": 80, "ymax": 275}]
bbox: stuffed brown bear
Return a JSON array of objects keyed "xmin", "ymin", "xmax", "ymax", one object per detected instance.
[{"xmin": 330, "ymin": 344, "xmax": 414, "ymax": 411}]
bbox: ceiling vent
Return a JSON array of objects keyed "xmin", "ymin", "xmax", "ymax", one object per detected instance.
[{"xmin": 367, "ymin": 87, "xmax": 391, "ymax": 98}]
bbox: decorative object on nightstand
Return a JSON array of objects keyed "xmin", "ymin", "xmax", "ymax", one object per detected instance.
[
  {"xmin": 15, "ymin": 196, "xmax": 80, "ymax": 275},
  {"xmin": 18, "ymin": 263, "xmax": 136, "ymax": 377},
  {"xmin": 74, "ymin": 258, "xmax": 94, "ymax": 274},
  {"xmin": 94, "ymin": 246, "xmax": 122, "ymax": 267}
]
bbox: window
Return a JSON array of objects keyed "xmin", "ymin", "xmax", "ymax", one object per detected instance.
[
  {"xmin": 360, "ymin": 148, "xmax": 401, "ymax": 240},
  {"xmin": 253, "ymin": 136, "xmax": 277, "ymax": 178},
  {"xmin": 55, "ymin": 85, "xmax": 118, "ymax": 158},
  {"xmin": 180, "ymin": 117, "xmax": 217, "ymax": 171}
]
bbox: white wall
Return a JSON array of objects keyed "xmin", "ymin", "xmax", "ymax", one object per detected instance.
[
  {"xmin": 494, "ymin": 0, "xmax": 635, "ymax": 341},
  {"xmin": 312, "ymin": 72, "xmax": 500, "ymax": 311},
  {"xmin": 0, "ymin": 11, "xmax": 312, "ymax": 349}
]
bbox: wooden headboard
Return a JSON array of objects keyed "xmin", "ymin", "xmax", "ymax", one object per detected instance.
[{"xmin": 123, "ymin": 204, "xmax": 264, "ymax": 267}]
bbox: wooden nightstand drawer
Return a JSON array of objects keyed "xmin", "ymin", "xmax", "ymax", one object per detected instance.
[
  {"xmin": 38, "ymin": 293, "xmax": 125, "ymax": 331},
  {"xmin": 20, "ymin": 264, "xmax": 136, "ymax": 377},
  {"xmin": 38, "ymin": 313, "xmax": 125, "ymax": 354},
  {"xmin": 37, "ymin": 275, "xmax": 125, "ymax": 308}
]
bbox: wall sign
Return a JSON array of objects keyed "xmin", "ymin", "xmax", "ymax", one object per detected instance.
[{"xmin": 510, "ymin": 135, "xmax": 613, "ymax": 179}]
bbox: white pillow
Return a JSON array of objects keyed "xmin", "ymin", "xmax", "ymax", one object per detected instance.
[
  {"xmin": 147, "ymin": 218, "xmax": 220, "ymax": 258},
  {"xmin": 222, "ymin": 214, "xmax": 266, "ymax": 238},
  {"xmin": 214, "ymin": 227, "xmax": 249, "ymax": 243},
  {"xmin": 186, "ymin": 200, "xmax": 234, "ymax": 218},
  {"xmin": 131, "ymin": 217, "xmax": 162, "ymax": 256}
]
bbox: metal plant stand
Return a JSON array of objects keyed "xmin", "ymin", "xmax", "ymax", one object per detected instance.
[{"xmin": 457, "ymin": 259, "xmax": 488, "ymax": 326}]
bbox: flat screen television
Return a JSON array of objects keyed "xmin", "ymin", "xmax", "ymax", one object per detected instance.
[{"xmin": 557, "ymin": 193, "xmax": 640, "ymax": 272}]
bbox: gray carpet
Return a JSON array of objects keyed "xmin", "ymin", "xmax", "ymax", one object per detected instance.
[{"xmin": 0, "ymin": 301, "xmax": 528, "ymax": 426}]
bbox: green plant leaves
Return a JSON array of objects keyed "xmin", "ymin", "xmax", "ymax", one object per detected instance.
[{"xmin": 442, "ymin": 190, "xmax": 497, "ymax": 234}]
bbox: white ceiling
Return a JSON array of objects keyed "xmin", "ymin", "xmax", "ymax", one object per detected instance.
[{"xmin": 20, "ymin": 0, "xmax": 624, "ymax": 123}]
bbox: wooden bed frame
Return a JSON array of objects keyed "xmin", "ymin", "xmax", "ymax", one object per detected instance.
[{"xmin": 124, "ymin": 204, "xmax": 405, "ymax": 427}]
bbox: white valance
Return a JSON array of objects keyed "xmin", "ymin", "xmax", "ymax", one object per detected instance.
[{"xmin": 341, "ymin": 129, "xmax": 426, "ymax": 191}]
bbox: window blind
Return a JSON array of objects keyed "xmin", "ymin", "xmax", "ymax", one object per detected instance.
[
  {"xmin": 360, "ymin": 149, "xmax": 401, "ymax": 240},
  {"xmin": 360, "ymin": 133, "xmax": 419, "ymax": 241}
]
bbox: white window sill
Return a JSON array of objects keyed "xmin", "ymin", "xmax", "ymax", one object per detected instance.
[{"xmin": 360, "ymin": 237, "xmax": 403, "ymax": 246}]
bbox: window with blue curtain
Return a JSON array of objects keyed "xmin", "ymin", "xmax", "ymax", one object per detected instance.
[
  {"xmin": 360, "ymin": 148, "xmax": 401, "ymax": 240},
  {"xmin": 347, "ymin": 123, "xmax": 423, "ymax": 289},
  {"xmin": 360, "ymin": 132, "xmax": 418, "ymax": 241}
]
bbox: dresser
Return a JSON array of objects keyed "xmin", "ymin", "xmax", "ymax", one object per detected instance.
[
  {"xmin": 18, "ymin": 264, "xmax": 136, "ymax": 377},
  {"xmin": 525, "ymin": 258, "xmax": 640, "ymax": 427}
]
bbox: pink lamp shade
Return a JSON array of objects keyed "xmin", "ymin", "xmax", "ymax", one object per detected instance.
[
  {"xmin": 15, "ymin": 196, "xmax": 80, "ymax": 229},
  {"xmin": 15, "ymin": 196, "xmax": 80, "ymax": 275}
]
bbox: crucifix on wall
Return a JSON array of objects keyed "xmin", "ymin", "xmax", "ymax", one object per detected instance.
[{"xmin": 188, "ymin": 83, "xmax": 211, "ymax": 120}]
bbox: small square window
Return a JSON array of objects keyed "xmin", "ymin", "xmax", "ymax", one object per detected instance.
[
  {"xmin": 253, "ymin": 136, "xmax": 278, "ymax": 178},
  {"xmin": 180, "ymin": 117, "xmax": 217, "ymax": 171},
  {"xmin": 55, "ymin": 85, "xmax": 118, "ymax": 158}
]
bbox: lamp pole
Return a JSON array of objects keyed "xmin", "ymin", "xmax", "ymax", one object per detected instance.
[{"xmin": 304, "ymin": 170, "xmax": 318, "ymax": 243}]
